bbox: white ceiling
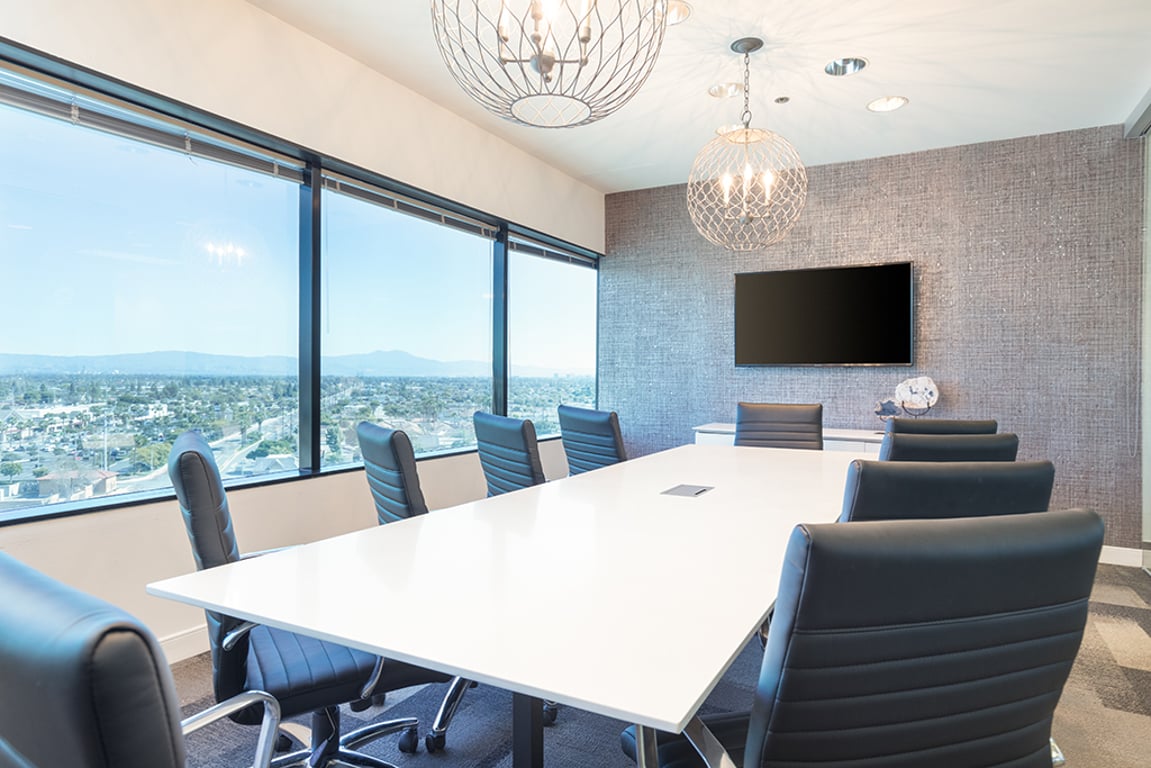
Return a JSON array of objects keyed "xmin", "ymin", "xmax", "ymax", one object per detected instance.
[{"xmin": 246, "ymin": 0, "xmax": 1151, "ymax": 194}]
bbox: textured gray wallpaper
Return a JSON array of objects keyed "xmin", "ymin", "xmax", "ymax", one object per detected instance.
[{"xmin": 602, "ymin": 125, "xmax": 1145, "ymax": 548}]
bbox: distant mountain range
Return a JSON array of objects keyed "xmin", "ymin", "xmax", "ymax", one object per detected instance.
[{"xmin": 0, "ymin": 351, "xmax": 589, "ymax": 378}]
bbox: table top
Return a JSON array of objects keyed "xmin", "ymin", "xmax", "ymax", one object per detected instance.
[{"xmin": 148, "ymin": 444, "xmax": 858, "ymax": 733}]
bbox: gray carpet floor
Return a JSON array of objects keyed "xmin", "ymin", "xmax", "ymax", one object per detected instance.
[{"xmin": 175, "ymin": 563, "xmax": 1151, "ymax": 767}]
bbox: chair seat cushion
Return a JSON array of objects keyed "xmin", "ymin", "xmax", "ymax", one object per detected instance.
[
  {"xmin": 247, "ymin": 625, "xmax": 451, "ymax": 717},
  {"xmin": 620, "ymin": 712, "xmax": 750, "ymax": 768}
]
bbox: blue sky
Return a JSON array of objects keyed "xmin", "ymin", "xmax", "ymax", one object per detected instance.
[{"xmin": 0, "ymin": 103, "xmax": 596, "ymax": 374}]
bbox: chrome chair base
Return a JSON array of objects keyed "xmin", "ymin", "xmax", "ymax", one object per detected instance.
[
  {"xmin": 1051, "ymin": 738, "xmax": 1066, "ymax": 766},
  {"xmin": 269, "ymin": 708, "xmax": 418, "ymax": 768},
  {"xmin": 426, "ymin": 676, "xmax": 473, "ymax": 752},
  {"xmin": 424, "ymin": 677, "xmax": 559, "ymax": 753}
]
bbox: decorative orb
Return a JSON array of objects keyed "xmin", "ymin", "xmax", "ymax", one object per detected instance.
[
  {"xmin": 686, "ymin": 127, "xmax": 808, "ymax": 251},
  {"xmin": 430, "ymin": 0, "xmax": 669, "ymax": 128}
]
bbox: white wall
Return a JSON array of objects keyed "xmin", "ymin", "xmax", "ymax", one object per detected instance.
[
  {"xmin": 0, "ymin": 438, "xmax": 569, "ymax": 662},
  {"xmin": 0, "ymin": 0, "xmax": 606, "ymax": 252}
]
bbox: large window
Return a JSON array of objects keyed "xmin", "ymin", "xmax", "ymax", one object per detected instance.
[
  {"xmin": 507, "ymin": 240, "xmax": 597, "ymax": 436},
  {"xmin": 0, "ymin": 54, "xmax": 600, "ymax": 523},
  {"xmin": 0, "ymin": 70, "xmax": 300, "ymax": 518},
  {"xmin": 319, "ymin": 180, "xmax": 494, "ymax": 466}
]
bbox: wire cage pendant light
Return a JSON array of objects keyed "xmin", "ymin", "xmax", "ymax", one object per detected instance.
[
  {"xmin": 687, "ymin": 37, "xmax": 807, "ymax": 251},
  {"xmin": 430, "ymin": 0, "xmax": 670, "ymax": 128}
]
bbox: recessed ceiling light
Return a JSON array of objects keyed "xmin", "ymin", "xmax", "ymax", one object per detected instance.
[
  {"xmin": 824, "ymin": 57, "xmax": 868, "ymax": 76},
  {"xmin": 708, "ymin": 82, "xmax": 742, "ymax": 99},
  {"xmin": 774, "ymin": 96, "xmax": 790, "ymax": 104},
  {"xmin": 666, "ymin": 0, "xmax": 692, "ymax": 25},
  {"xmin": 867, "ymin": 95, "xmax": 909, "ymax": 112}
]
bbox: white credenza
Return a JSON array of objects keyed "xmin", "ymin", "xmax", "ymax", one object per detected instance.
[{"xmin": 693, "ymin": 423, "xmax": 884, "ymax": 455}]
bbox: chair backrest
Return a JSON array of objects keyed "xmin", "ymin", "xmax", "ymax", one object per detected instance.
[
  {"xmin": 0, "ymin": 738, "xmax": 35, "ymax": 768},
  {"xmin": 557, "ymin": 404, "xmax": 627, "ymax": 475},
  {"xmin": 473, "ymin": 411, "xmax": 546, "ymax": 496},
  {"xmin": 878, "ymin": 431, "xmax": 1019, "ymax": 461},
  {"xmin": 0, "ymin": 551, "xmax": 186, "ymax": 768},
  {"xmin": 840, "ymin": 459, "xmax": 1056, "ymax": 522},
  {"xmin": 885, "ymin": 416, "xmax": 999, "ymax": 434},
  {"xmin": 356, "ymin": 421, "xmax": 429, "ymax": 523},
  {"xmin": 734, "ymin": 402, "xmax": 823, "ymax": 449},
  {"xmin": 167, "ymin": 430, "xmax": 250, "ymax": 706},
  {"xmin": 747, "ymin": 508, "xmax": 1104, "ymax": 768}
]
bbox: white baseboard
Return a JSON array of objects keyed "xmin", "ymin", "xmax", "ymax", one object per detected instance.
[
  {"xmin": 158, "ymin": 624, "xmax": 209, "ymax": 663},
  {"xmin": 1100, "ymin": 545, "xmax": 1144, "ymax": 568}
]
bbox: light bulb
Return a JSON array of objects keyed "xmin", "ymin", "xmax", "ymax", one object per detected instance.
[{"xmin": 577, "ymin": 0, "xmax": 592, "ymax": 43}]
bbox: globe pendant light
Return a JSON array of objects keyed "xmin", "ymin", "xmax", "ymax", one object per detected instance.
[
  {"xmin": 430, "ymin": 0, "xmax": 669, "ymax": 128},
  {"xmin": 687, "ymin": 37, "xmax": 807, "ymax": 251}
]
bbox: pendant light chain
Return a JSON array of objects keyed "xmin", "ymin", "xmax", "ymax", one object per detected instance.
[{"xmin": 741, "ymin": 51, "xmax": 752, "ymax": 129}]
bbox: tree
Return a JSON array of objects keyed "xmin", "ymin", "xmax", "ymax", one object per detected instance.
[
  {"xmin": 325, "ymin": 425, "xmax": 342, "ymax": 455},
  {"xmin": 0, "ymin": 462, "xmax": 20, "ymax": 480},
  {"xmin": 130, "ymin": 442, "xmax": 171, "ymax": 472}
]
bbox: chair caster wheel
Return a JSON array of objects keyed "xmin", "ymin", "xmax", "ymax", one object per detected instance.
[
  {"xmin": 275, "ymin": 733, "xmax": 294, "ymax": 753},
  {"xmin": 543, "ymin": 702, "xmax": 559, "ymax": 725},
  {"xmin": 426, "ymin": 731, "xmax": 446, "ymax": 753},
  {"xmin": 398, "ymin": 727, "xmax": 419, "ymax": 754}
]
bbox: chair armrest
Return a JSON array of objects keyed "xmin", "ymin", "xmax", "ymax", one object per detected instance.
[
  {"xmin": 222, "ymin": 621, "xmax": 258, "ymax": 651},
  {"xmin": 360, "ymin": 656, "xmax": 386, "ymax": 699},
  {"xmin": 682, "ymin": 718, "xmax": 739, "ymax": 768},
  {"xmin": 182, "ymin": 689, "xmax": 281, "ymax": 768}
]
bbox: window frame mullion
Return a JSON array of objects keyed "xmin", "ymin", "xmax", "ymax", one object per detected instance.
[
  {"xmin": 299, "ymin": 161, "xmax": 323, "ymax": 472},
  {"xmin": 492, "ymin": 224, "xmax": 510, "ymax": 416}
]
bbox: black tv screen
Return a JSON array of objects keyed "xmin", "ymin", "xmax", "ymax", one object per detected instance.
[{"xmin": 734, "ymin": 262, "xmax": 914, "ymax": 366}]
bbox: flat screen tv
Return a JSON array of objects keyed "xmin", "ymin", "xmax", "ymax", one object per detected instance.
[{"xmin": 734, "ymin": 262, "xmax": 914, "ymax": 366}]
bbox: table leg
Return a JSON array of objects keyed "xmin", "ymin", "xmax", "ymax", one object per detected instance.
[
  {"xmin": 634, "ymin": 724, "xmax": 659, "ymax": 768},
  {"xmin": 512, "ymin": 692, "xmax": 544, "ymax": 768}
]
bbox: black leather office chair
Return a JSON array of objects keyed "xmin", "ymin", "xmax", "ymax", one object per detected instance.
[
  {"xmin": 757, "ymin": 457, "xmax": 1054, "ymax": 649},
  {"xmin": 470, "ymin": 412, "xmax": 560, "ymax": 723},
  {"xmin": 840, "ymin": 459, "xmax": 1055, "ymax": 522},
  {"xmin": 473, "ymin": 411, "xmax": 546, "ymax": 495},
  {"xmin": 839, "ymin": 456, "xmax": 1068, "ymax": 764},
  {"xmin": 621, "ymin": 508, "xmax": 1104, "ymax": 768},
  {"xmin": 356, "ymin": 421, "xmax": 430, "ymax": 524},
  {"xmin": 557, "ymin": 404, "xmax": 627, "ymax": 474},
  {"xmin": 733, "ymin": 402, "xmax": 823, "ymax": 449},
  {"xmin": 885, "ymin": 416, "xmax": 998, "ymax": 434},
  {"xmin": 0, "ymin": 738, "xmax": 34, "ymax": 768},
  {"xmin": 0, "ymin": 550, "xmax": 281, "ymax": 768},
  {"xmin": 355, "ymin": 421, "xmax": 474, "ymax": 753},
  {"xmin": 878, "ymin": 431, "xmax": 1019, "ymax": 461},
  {"xmin": 168, "ymin": 429, "xmax": 453, "ymax": 767}
]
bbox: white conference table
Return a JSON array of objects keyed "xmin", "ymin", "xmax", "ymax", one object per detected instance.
[{"xmin": 148, "ymin": 444, "xmax": 860, "ymax": 768}]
